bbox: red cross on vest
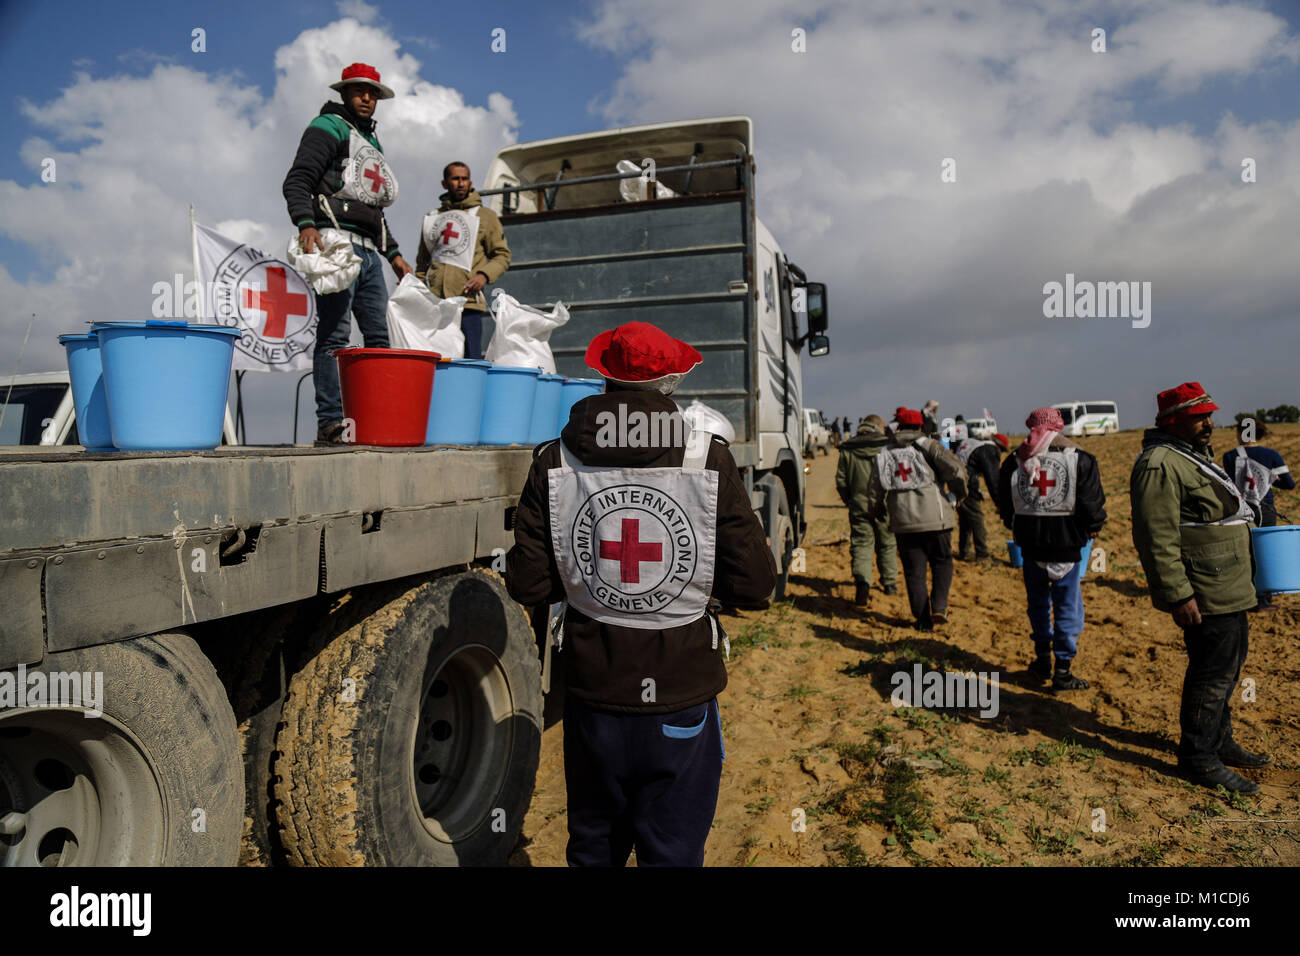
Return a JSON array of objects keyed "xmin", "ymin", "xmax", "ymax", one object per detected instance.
[
  {"xmin": 439, "ymin": 221, "xmax": 460, "ymax": 246},
  {"xmin": 363, "ymin": 163, "xmax": 386, "ymax": 193},
  {"xmin": 1245, "ymin": 472, "xmax": 1257, "ymax": 490},
  {"xmin": 1031, "ymin": 469, "xmax": 1056, "ymax": 497},
  {"xmin": 243, "ymin": 267, "xmax": 308, "ymax": 339},
  {"xmin": 599, "ymin": 518, "xmax": 663, "ymax": 584},
  {"xmin": 895, "ymin": 461, "xmax": 913, "ymax": 482}
]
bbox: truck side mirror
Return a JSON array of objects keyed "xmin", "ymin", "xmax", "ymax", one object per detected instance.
[
  {"xmin": 805, "ymin": 282, "xmax": 828, "ymax": 333},
  {"xmin": 809, "ymin": 334, "xmax": 829, "ymax": 357}
]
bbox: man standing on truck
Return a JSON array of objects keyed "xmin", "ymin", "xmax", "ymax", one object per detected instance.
[
  {"xmin": 416, "ymin": 162, "xmax": 511, "ymax": 360},
  {"xmin": 1130, "ymin": 383, "xmax": 1268, "ymax": 793},
  {"xmin": 283, "ymin": 62, "xmax": 413, "ymax": 445},
  {"xmin": 505, "ymin": 321, "xmax": 776, "ymax": 866},
  {"xmin": 997, "ymin": 408, "xmax": 1106, "ymax": 691},
  {"xmin": 868, "ymin": 408, "xmax": 967, "ymax": 630},
  {"xmin": 836, "ymin": 414, "xmax": 899, "ymax": 605}
]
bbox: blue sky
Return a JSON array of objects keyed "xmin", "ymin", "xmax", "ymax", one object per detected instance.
[{"xmin": 2, "ymin": 0, "xmax": 1298, "ymax": 440}]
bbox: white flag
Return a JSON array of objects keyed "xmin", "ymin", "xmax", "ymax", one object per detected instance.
[{"xmin": 195, "ymin": 222, "xmax": 317, "ymax": 372}]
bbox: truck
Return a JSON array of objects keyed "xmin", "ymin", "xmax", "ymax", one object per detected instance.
[{"xmin": 0, "ymin": 116, "xmax": 829, "ymax": 867}]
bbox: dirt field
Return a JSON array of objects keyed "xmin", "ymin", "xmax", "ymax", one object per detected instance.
[{"xmin": 509, "ymin": 425, "xmax": 1300, "ymax": 867}]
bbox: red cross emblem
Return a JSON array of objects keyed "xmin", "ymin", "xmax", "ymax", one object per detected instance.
[
  {"xmin": 439, "ymin": 222, "xmax": 460, "ymax": 245},
  {"xmin": 243, "ymin": 267, "xmax": 308, "ymax": 340},
  {"xmin": 895, "ymin": 461, "xmax": 913, "ymax": 482},
  {"xmin": 1031, "ymin": 469, "xmax": 1056, "ymax": 497},
  {"xmin": 599, "ymin": 518, "xmax": 663, "ymax": 584},
  {"xmin": 1245, "ymin": 473, "xmax": 1257, "ymax": 491},
  {"xmin": 363, "ymin": 163, "xmax": 386, "ymax": 193}
]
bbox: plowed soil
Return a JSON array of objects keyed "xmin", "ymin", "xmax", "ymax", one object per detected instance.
[{"xmin": 509, "ymin": 425, "xmax": 1300, "ymax": 867}]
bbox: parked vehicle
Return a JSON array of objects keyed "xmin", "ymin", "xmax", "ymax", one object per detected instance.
[
  {"xmin": 1051, "ymin": 400, "xmax": 1119, "ymax": 436},
  {"xmin": 803, "ymin": 408, "xmax": 831, "ymax": 456},
  {"xmin": 966, "ymin": 416, "xmax": 997, "ymax": 440}
]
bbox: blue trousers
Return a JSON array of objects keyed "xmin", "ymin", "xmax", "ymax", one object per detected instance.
[
  {"xmin": 1022, "ymin": 558, "xmax": 1084, "ymax": 660},
  {"xmin": 461, "ymin": 308, "xmax": 486, "ymax": 361},
  {"xmin": 564, "ymin": 694, "xmax": 723, "ymax": 867},
  {"xmin": 312, "ymin": 244, "xmax": 390, "ymax": 429}
]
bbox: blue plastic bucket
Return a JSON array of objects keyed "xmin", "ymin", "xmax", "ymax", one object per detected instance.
[
  {"xmin": 1252, "ymin": 525, "xmax": 1300, "ymax": 594},
  {"xmin": 557, "ymin": 377, "xmax": 605, "ymax": 432},
  {"xmin": 92, "ymin": 320, "xmax": 239, "ymax": 450},
  {"xmin": 1006, "ymin": 540, "xmax": 1023, "ymax": 568},
  {"xmin": 58, "ymin": 333, "xmax": 115, "ymax": 450},
  {"xmin": 479, "ymin": 366, "xmax": 540, "ymax": 445},
  {"xmin": 1078, "ymin": 538, "xmax": 1094, "ymax": 580},
  {"xmin": 427, "ymin": 359, "xmax": 490, "ymax": 445},
  {"xmin": 527, "ymin": 374, "xmax": 565, "ymax": 445}
]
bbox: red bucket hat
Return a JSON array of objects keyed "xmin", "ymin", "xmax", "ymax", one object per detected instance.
[
  {"xmin": 894, "ymin": 407, "xmax": 923, "ymax": 427},
  {"xmin": 1156, "ymin": 381, "xmax": 1219, "ymax": 425},
  {"xmin": 330, "ymin": 62, "xmax": 395, "ymax": 100},
  {"xmin": 585, "ymin": 322, "xmax": 702, "ymax": 392}
]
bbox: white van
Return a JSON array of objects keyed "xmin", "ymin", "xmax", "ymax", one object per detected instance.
[
  {"xmin": 1052, "ymin": 401, "xmax": 1119, "ymax": 436},
  {"xmin": 966, "ymin": 416, "xmax": 997, "ymax": 440},
  {"xmin": 803, "ymin": 408, "xmax": 830, "ymax": 456}
]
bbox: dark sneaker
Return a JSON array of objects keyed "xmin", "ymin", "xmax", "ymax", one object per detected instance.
[
  {"xmin": 1052, "ymin": 670, "xmax": 1090, "ymax": 690},
  {"xmin": 315, "ymin": 421, "xmax": 346, "ymax": 446},
  {"xmin": 1219, "ymin": 740, "xmax": 1272, "ymax": 769},
  {"xmin": 1182, "ymin": 763, "xmax": 1260, "ymax": 794},
  {"xmin": 854, "ymin": 582, "xmax": 870, "ymax": 606},
  {"xmin": 931, "ymin": 610, "xmax": 948, "ymax": 625},
  {"xmin": 883, "ymin": 585, "xmax": 898, "ymax": 596},
  {"xmin": 1027, "ymin": 655, "xmax": 1053, "ymax": 681}
]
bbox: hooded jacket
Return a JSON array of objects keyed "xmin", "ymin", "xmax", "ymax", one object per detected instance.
[
  {"xmin": 996, "ymin": 434, "xmax": 1106, "ymax": 563},
  {"xmin": 505, "ymin": 390, "xmax": 776, "ymax": 713},
  {"xmin": 282, "ymin": 101, "xmax": 401, "ymax": 261},
  {"xmin": 836, "ymin": 422, "xmax": 891, "ymax": 514},
  {"xmin": 415, "ymin": 190, "xmax": 511, "ymax": 313},
  {"xmin": 866, "ymin": 429, "xmax": 967, "ymax": 533},
  {"xmin": 1131, "ymin": 429, "xmax": 1256, "ymax": 615}
]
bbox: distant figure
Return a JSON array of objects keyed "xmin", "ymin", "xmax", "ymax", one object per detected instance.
[
  {"xmin": 868, "ymin": 408, "xmax": 967, "ymax": 630},
  {"xmin": 952, "ymin": 431, "xmax": 1004, "ymax": 561},
  {"xmin": 998, "ymin": 408, "xmax": 1106, "ymax": 691},
  {"xmin": 842, "ymin": 416, "xmax": 851, "ymax": 437},
  {"xmin": 829, "ymin": 417, "xmax": 841, "ymax": 446},
  {"xmin": 836, "ymin": 415, "xmax": 899, "ymax": 605},
  {"xmin": 921, "ymin": 400, "xmax": 940, "ymax": 437},
  {"xmin": 1223, "ymin": 420, "xmax": 1295, "ymax": 611}
]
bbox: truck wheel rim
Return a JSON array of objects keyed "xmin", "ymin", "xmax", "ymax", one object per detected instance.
[
  {"xmin": 411, "ymin": 645, "xmax": 514, "ymax": 844},
  {"xmin": 0, "ymin": 711, "xmax": 165, "ymax": 866}
]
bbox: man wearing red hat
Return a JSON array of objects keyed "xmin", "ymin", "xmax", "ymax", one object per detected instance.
[
  {"xmin": 1131, "ymin": 382, "xmax": 1268, "ymax": 794},
  {"xmin": 868, "ymin": 407, "xmax": 967, "ymax": 630},
  {"xmin": 283, "ymin": 62, "xmax": 413, "ymax": 444},
  {"xmin": 506, "ymin": 322, "xmax": 776, "ymax": 866},
  {"xmin": 996, "ymin": 407, "xmax": 1107, "ymax": 691}
]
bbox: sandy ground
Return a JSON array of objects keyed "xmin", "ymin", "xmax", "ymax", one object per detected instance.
[{"xmin": 509, "ymin": 425, "xmax": 1300, "ymax": 867}]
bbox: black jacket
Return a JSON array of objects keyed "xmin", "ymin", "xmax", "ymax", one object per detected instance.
[
  {"xmin": 282, "ymin": 101, "xmax": 401, "ymax": 260},
  {"xmin": 505, "ymin": 390, "xmax": 776, "ymax": 713},
  {"xmin": 961, "ymin": 441, "xmax": 1002, "ymax": 504},
  {"xmin": 997, "ymin": 438, "xmax": 1106, "ymax": 562}
]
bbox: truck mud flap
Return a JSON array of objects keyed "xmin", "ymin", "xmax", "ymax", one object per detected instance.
[{"xmin": 0, "ymin": 556, "xmax": 45, "ymax": 669}]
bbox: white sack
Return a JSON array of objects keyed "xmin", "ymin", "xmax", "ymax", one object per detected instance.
[
  {"xmin": 386, "ymin": 274, "xmax": 466, "ymax": 359},
  {"xmin": 616, "ymin": 159, "xmax": 678, "ymax": 202},
  {"xmin": 484, "ymin": 290, "xmax": 569, "ymax": 372},
  {"xmin": 286, "ymin": 228, "xmax": 361, "ymax": 295},
  {"xmin": 680, "ymin": 399, "xmax": 736, "ymax": 445}
]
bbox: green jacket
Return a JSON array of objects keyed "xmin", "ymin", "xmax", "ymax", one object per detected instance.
[
  {"xmin": 866, "ymin": 429, "xmax": 968, "ymax": 533},
  {"xmin": 836, "ymin": 423, "xmax": 891, "ymax": 514},
  {"xmin": 1130, "ymin": 429, "xmax": 1256, "ymax": 615},
  {"xmin": 415, "ymin": 190, "xmax": 511, "ymax": 312}
]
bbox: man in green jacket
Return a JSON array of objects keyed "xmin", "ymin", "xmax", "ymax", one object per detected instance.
[
  {"xmin": 868, "ymin": 407, "xmax": 968, "ymax": 630},
  {"xmin": 1130, "ymin": 382, "xmax": 1269, "ymax": 794},
  {"xmin": 836, "ymin": 415, "xmax": 899, "ymax": 605},
  {"xmin": 415, "ymin": 162, "xmax": 511, "ymax": 359}
]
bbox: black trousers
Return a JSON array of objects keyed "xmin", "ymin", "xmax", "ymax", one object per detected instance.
[
  {"xmin": 564, "ymin": 694, "xmax": 722, "ymax": 866},
  {"xmin": 896, "ymin": 530, "xmax": 954, "ymax": 627},
  {"xmin": 957, "ymin": 496, "xmax": 989, "ymax": 558},
  {"xmin": 1177, "ymin": 611, "xmax": 1250, "ymax": 770}
]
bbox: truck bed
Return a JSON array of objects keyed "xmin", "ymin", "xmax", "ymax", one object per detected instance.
[{"xmin": 0, "ymin": 444, "xmax": 533, "ymax": 668}]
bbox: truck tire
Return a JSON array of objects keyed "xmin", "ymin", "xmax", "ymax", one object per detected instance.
[
  {"xmin": 273, "ymin": 569, "xmax": 543, "ymax": 866},
  {"xmin": 759, "ymin": 477, "xmax": 796, "ymax": 601},
  {"xmin": 0, "ymin": 633, "xmax": 242, "ymax": 866}
]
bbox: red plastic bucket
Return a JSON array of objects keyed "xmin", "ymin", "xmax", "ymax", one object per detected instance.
[{"xmin": 336, "ymin": 347, "xmax": 440, "ymax": 446}]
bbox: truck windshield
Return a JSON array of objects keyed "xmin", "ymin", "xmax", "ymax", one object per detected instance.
[{"xmin": 0, "ymin": 384, "xmax": 67, "ymax": 445}]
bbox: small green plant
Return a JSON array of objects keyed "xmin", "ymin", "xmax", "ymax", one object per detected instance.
[
  {"xmin": 744, "ymin": 795, "xmax": 776, "ymax": 816},
  {"xmin": 982, "ymin": 765, "xmax": 1012, "ymax": 785},
  {"xmin": 784, "ymin": 683, "xmax": 822, "ymax": 701},
  {"xmin": 1007, "ymin": 738, "xmax": 1102, "ymax": 769}
]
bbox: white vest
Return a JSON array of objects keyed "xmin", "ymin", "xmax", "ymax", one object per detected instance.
[
  {"xmin": 1231, "ymin": 446, "xmax": 1274, "ymax": 507},
  {"xmin": 1161, "ymin": 445, "xmax": 1255, "ymax": 527},
  {"xmin": 877, "ymin": 442, "xmax": 936, "ymax": 491},
  {"xmin": 423, "ymin": 208, "xmax": 481, "ymax": 272},
  {"xmin": 548, "ymin": 434, "xmax": 718, "ymax": 629},
  {"xmin": 335, "ymin": 129, "xmax": 398, "ymax": 208},
  {"xmin": 1012, "ymin": 449, "xmax": 1078, "ymax": 516},
  {"xmin": 955, "ymin": 438, "xmax": 991, "ymax": 466}
]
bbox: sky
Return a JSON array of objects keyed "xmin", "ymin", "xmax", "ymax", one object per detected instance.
[{"xmin": 2, "ymin": 0, "xmax": 1298, "ymax": 443}]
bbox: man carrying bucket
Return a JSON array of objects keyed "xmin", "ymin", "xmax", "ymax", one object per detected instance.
[
  {"xmin": 416, "ymin": 162, "xmax": 512, "ymax": 361},
  {"xmin": 1130, "ymin": 382, "xmax": 1269, "ymax": 794},
  {"xmin": 1223, "ymin": 419, "xmax": 1295, "ymax": 611},
  {"xmin": 996, "ymin": 408, "xmax": 1106, "ymax": 691},
  {"xmin": 283, "ymin": 62, "xmax": 413, "ymax": 445},
  {"xmin": 505, "ymin": 321, "xmax": 775, "ymax": 866}
]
